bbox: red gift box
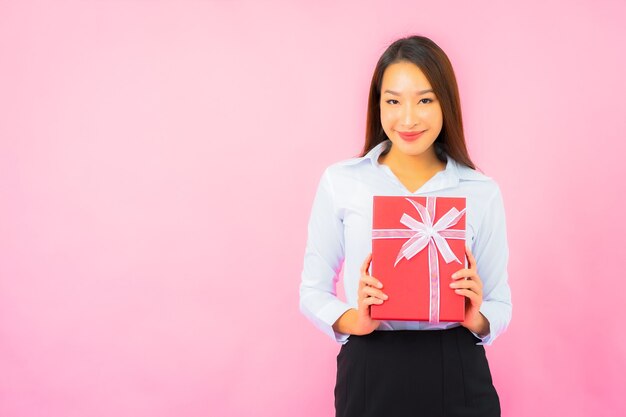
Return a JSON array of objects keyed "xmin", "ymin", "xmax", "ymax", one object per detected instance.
[{"xmin": 370, "ymin": 196, "xmax": 467, "ymax": 323}]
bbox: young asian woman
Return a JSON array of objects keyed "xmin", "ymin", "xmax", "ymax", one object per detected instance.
[{"xmin": 299, "ymin": 35, "xmax": 511, "ymax": 417}]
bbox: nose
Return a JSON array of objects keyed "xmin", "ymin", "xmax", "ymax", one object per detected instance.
[{"xmin": 400, "ymin": 102, "xmax": 418, "ymax": 128}]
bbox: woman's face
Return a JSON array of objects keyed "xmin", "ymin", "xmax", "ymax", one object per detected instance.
[{"xmin": 379, "ymin": 61, "xmax": 443, "ymax": 159}]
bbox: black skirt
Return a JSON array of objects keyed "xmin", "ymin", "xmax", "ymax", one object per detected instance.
[{"xmin": 334, "ymin": 326, "xmax": 501, "ymax": 417}]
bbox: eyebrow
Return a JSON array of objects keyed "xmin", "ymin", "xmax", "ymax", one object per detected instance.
[{"xmin": 383, "ymin": 89, "xmax": 434, "ymax": 96}]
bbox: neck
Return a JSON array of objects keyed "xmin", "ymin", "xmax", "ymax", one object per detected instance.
[{"xmin": 380, "ymin": 143, "xmax": 445, "ymax": 176}]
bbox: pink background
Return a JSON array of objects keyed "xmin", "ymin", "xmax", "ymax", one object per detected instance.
[{"xmin": 1, "ymin": 1, "xmax": 625, "ymax": 416}]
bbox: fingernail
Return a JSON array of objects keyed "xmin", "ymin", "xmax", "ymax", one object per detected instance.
[
  {"xmin": 451, "ymin": 273, "xmax": 457, "ymax": 279},
  {"xmin": 377, "ymin": 282, "xmax": 383, "ymax": 288}
]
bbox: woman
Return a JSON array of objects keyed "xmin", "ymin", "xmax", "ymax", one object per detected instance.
[{"xmin": 299, "ymin": 35, "xmax": 511, "ymax": 417}]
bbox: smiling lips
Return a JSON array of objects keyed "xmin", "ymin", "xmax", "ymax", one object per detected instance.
[{"xmin": 397, "ymin": 130, "xmax": 426, "ymax": 142}]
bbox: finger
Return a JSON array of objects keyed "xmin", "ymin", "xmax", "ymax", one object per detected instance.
[
  {"xmin": 363, "ymin": 296, "xmax": 385, "ymax": 306},
  {"xmin": 451, "ymin": 269, "xmax": 482, "ymax": 288},
  {"xmin": 466, "ymin": 245, "xmax": 477, "ymax": 269},
  {"xmin": 361, "ymin": 274, "xmax": 383, "ymax": 288},
  {"xmin": 458, "ymin": 268, "xmax": 483, "ymax": 289},
  {"xmin": 451, "ymin": 268, "xmax": 473, "ymax": 280},
  {"xmin": 450, "ymin": 279, "xmax": 479, "ymax": 292},
  {"xmin": 360, "ymin": 252, "xmax": 373, "ymax": 276},
  {"xmin": 453, "ymin": 288, "xmax": 481, "ymax": 306},
  {"xmin": 472, "ymin": 273, "xmax": 483, "ymax": 289},
  {"xmin": 358, "ymin": 287, "xmax": 383, "ymax": 304},
  {"xmin": 363, "ymin": 286, "xmax": 388, "ymax": 300}
]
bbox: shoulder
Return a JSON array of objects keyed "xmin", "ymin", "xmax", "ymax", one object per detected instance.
[
  {"xmin": 454, "ymin": 161, "xmax": 504, "ymax": 203},
  {"xmin": 456, "ymin": 162, "xmax": 492, "ymax": 182},
  {"xmin": 321, "ymin": 154, "xmax": 371, "ymax": 179},
  {"xmin": 330, "ymin": 154, "xmax": 369, "ymax": 169}
]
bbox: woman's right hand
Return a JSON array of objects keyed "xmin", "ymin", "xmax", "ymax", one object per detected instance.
[{"xmin": 353, "ymin": 252, "xmax": 388, "ymax": 335}]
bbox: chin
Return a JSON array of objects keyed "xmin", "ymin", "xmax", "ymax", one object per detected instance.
[{"xmin": 397, "ymin": 139, "xmax": 430, "ymax": 151}]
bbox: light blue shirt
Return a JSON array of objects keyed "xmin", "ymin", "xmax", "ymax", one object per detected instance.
[{"xmin": 299, "ymin": 139, "xmax": 512, "ymax": 346}]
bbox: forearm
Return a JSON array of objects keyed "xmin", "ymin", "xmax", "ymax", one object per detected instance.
[
  {"xmin": 332, "ymin": 308, "xmax": 358, "ymax": 335},
  {"xmin": 335, "ymin": 308, "xmax": 490, "ymax": 337}
]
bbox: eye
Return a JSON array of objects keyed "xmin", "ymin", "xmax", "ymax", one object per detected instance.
[
  {"xmin": 420, "ymin": 98, "xmax": 433, "ymax": 104},
  {"xmin": 385, "ymin": 99, "xmax": 399, "ymax": 105}
]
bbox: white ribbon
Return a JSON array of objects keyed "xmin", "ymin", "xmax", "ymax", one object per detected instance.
[{"xmin": 372, "ymin": 196, "xmax": 466, "ymax": 323}]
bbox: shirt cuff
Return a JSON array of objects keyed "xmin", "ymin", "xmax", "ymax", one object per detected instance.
[
  {"xmin": 469, "ymin": 329, "xmax": 490, "ymax": 345},
  {"xmin": 317, "ymin": 300, "xmax": 353, "ymax": 344},
  {"xmin": 469, "ymin": 306, "xmax": 496, "ymax": 346}
]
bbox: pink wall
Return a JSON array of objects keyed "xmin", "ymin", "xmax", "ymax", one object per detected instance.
[{"xmin": 1, "ymin": 1, "xmax": 625, "ymax": 416}]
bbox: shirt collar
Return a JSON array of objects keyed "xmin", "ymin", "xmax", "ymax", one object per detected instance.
[{"xmin": 346, "ymin": 139, "xmax": 488, "ymax": 183}]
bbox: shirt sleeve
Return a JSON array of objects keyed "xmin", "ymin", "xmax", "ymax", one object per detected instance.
[
  {"xmin": 469, "ymin": 184, "xmax": 512, "ymax": 346},
  {"xmin": 299, "ymin": 167, "xmax": 352, "ymax": 344}
]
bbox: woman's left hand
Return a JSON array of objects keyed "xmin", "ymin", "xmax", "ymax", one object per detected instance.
[{"xmin": 450, "ymin": 245, "xmax": 488, "ymax": 336}]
